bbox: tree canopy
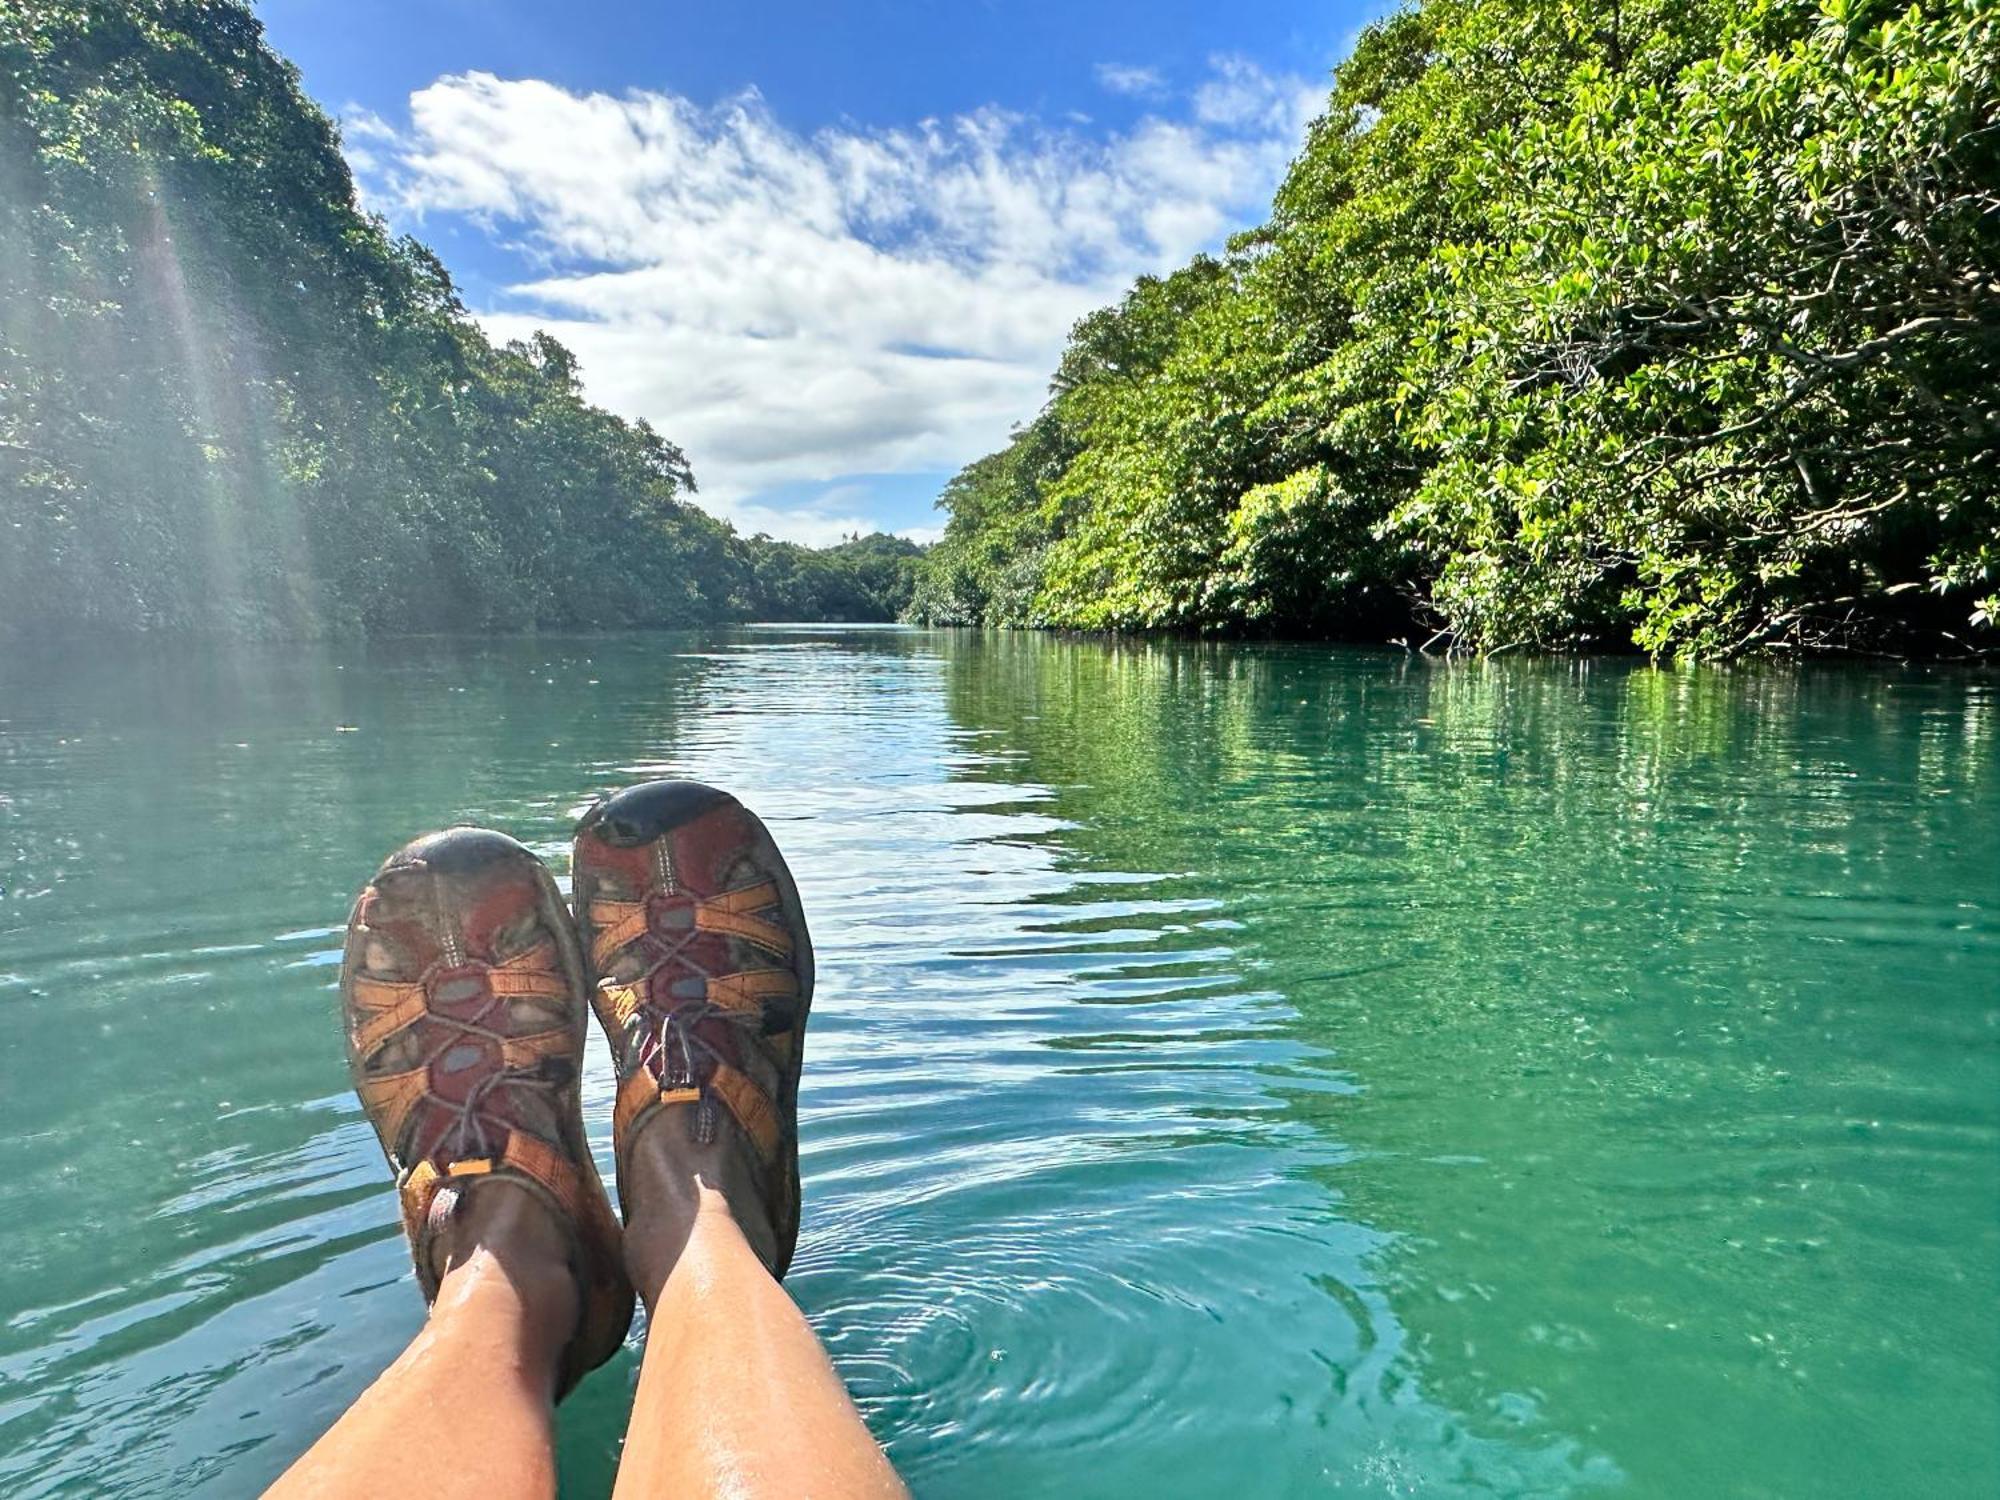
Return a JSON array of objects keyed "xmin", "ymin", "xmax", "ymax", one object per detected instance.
[
  {"xmin": 1, "ymin": 0, "xmax": 914, "ymax": 638},
  {"xmin": 909, "ymin": 0, "xmax": 1998, "ymax": 658}
]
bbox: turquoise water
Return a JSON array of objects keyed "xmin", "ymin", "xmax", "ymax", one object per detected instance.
[{"xmin": 0, "ymin": 629, "xmax": 1994, "ymax": 1497}]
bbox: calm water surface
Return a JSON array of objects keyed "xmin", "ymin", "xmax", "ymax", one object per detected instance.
[{"xmin": 0, "ymin": 629, "xmax": 1994, "ymax": 1497}]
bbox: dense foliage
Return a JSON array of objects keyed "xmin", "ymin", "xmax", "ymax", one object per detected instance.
[
  {"xmin": 911, "ymin": 0, "xmax": 1998, "ymax": 657},
  {"xmin": 0, "ymin": 0, "xmax": 911, "ymax": 639},
  {"xmin": 741, "ymin": 531, "xmax": 925, "ymax": 622}
]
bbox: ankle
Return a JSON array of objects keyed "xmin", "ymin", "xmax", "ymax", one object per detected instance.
[
  {"xmin": 624, "ymin": 1176, "xmax": 731, "ymax": 1310},
  {"xmin": 431, "ymin": 1181, "xmax": 579, "ymax": 1342},
  {"xmin": 621, "ymin": 1118, "xmax": 778, "ymax": 1309}
]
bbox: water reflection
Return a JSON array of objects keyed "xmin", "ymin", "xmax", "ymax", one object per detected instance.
[
  {"xmin": 934, "ymin": 633, "xmax": 1997, "ymax": 1497},
  {"xmin": 0, "ymin": 631, "xmax": 1992, "ymax": 1497}
]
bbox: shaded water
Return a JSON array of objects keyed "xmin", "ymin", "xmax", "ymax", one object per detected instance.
[{"xmin": 0, "ymin": 629, "xmax": 1994, "ymax": 1497}]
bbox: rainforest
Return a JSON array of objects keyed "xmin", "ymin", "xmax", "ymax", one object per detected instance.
[
  {"xmin": 3, "ymin": 0, "xmax": 1995, "ymax": 656},
  {"xmin": 908, "ymin": 0, "xmax": 1998, "ymax": 658}
]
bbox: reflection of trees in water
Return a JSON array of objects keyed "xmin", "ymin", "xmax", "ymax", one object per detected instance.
[{"xmin": 936, "ymin": 631, "xmax": 1998, "ymax": 1495}]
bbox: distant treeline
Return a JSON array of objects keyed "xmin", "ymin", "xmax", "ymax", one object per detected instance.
[
  {"xmin": 909, "ymin": 0, "xmax": 1997, "ymax": 658},
  {"xmin": 0, "ymin": 1, "xmax": 917, "ymax": 638}
]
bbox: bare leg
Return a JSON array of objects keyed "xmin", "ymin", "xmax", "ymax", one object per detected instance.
[
  {"xmin": 264, "ymin": 1187, "xmax": 575, "ymax": 1500},
  {"xmin": 613, "ymin": 1126, "xmax": 908, "ymax": 1500}
]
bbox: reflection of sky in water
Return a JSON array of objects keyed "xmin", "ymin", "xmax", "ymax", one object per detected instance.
[{"xmin": 0, "ymin": 631, "xmax": 1992, "ymax": 1497}]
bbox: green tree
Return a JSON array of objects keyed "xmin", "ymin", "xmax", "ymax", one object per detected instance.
[
  {"xmin": 911, "ymin": 0, "xmax": 1997, "ymax": 658},
  {"xmin": 0, "ymin": 0, "xmax": 902, "ymax": 641}
]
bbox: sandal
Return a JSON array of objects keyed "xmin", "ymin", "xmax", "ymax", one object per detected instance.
[
  {"xmin": 570, "ymin": 781, "xmax": 815, "ymax": 1276},
  {"xmin": 339, "ymin": 828, "xmax": 634, "ymax": 1397}
]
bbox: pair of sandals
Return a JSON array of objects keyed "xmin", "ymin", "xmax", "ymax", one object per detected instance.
[{"xmin": 339, "ymin": 780, "xmax": 813, "ymax": 1397}]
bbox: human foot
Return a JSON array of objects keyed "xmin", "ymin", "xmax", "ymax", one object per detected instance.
[
  {"xmin": 570, "ymin": 782, "xmax": 814, "ymax": 1295},
  {"xmin": 340, "ymin": 827, "xmax": 634, "ymax": 1396}
]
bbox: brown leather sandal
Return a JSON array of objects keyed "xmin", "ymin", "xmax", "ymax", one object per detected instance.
[
  {"xmin": 570, "ymin": 781, "xmax": 815, "ymax": 1276},
  {"xmin": 339, "ymin": 828, "xmax": 634, "ymax": 1397}
]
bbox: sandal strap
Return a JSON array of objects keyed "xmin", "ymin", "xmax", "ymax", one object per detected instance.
[
  {"xmin": 612, "ymin": 1059, "xmax": 783, "ymax": 1172},
  {"xmin": 592, "ymin": 965, "xmax": 796, "ymax": 1036},
  {"xmin": 615, "ymin": 1068, "xmax": 701, "ymax": 1143},
  {"xmin": 694, "ymin": 883, "xmax": 793, "ymax": 957},
  {"xmin": 349, "ymin": 979, "xmax": 429, "ymax": 1059},
  {"xmin": 359, "ymin": 1064, "xmax": 431, "ymax": 1156},
  {"xmin": 707, "ymin": 1061, "xmax": 783, "ymax": 1157},
  {"xmin": 587, "ymin": 884, "xmax": 794, "ymax": 973},
  {"xmin": 350, "ymin": 945, "xmax": 577, "ymax": 1160},
  {"xmin": 349, "ymin": 943, "xmax": 567, "ymax": 1031},
  {"xmin": 708, "ymin": 967, "xmax": 800, "ymax": 1008},
  {"xmin": 488, "ymin": 940, "xmax": 573, "ymax": 996},
  {"xmin": 588, "ymin": 901, "xmax": 651, "ymax": 972},
  {"xmin": 398, "ymin": 1137, "xmax": 604, "ymax": 1279}
]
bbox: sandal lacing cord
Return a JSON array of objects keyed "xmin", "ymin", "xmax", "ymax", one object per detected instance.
[
  {"xmin": 353, "ymin": 933, "xmax": 575, "ymax": 1171},
  {"xmin": 610, "ymin": 890, "xmax": 782, "ymax": 1138},
  {"xmin": 591, "ymin": 882, "xmax": 796, "ymax": 1153}
]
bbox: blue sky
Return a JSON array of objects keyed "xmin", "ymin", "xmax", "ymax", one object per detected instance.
[{"xmin": 258, "ymin": 0, "xmax": 1387, "ymax": 544}]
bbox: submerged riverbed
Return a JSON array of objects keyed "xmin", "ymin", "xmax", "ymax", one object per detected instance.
[{"xmin": 0, "ymin": 629, "xmax": 1993, "ymax": 1497}]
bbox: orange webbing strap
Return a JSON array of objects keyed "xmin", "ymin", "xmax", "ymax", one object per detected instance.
[
  {"xmin": 501, "ymin": 1133, "xmax": 589, "ymax": 1226},
  {"xmin": 349, "ymin": 976, "xmax": 428, "ymax": 1059},
  {"xmin": 500, "ymin": 1028, "xmax": 574, "ymax": 1068},
  {"xmin": 487, "ymin": 940, "xmax": 571, "ymax": 998},
  {"xmin": 350, "ymin": 973, "xmax": 420, "ymax": 1011},
  {"xmin": 361, "ymin": 1065, "xmax": 430, "ymax": 1160},
  {"xmin": 708, "ymin": 1062, "xmax": 782, "ymax": 1161},
  {"xmin": 695, "ymin": 884, "xmax": 792, "ymax": 958},
  {"xmin": 706, "ymin": 881, "xmax": 778, "ymax": 914},
  {"xmin": 594, "ymin": 979, "xmax": 645, "ymax": 1034},
  {"xmin": 614, "ymin": 1069, "xmax": 701, "ymax": 1143},
  {"xmin": 707, "ymin": 967, "xmax": 798, "ymax": 1013},
  {"xmin": 401, "ymin": 1157, "xmax": 443, "ymax": 1211},
  {"xmin": 612, "ymin": 1063, "xmax": 779, "ymax": 1174},
  {"xmin": 596, "ymin": 964, "xmax": 794, "ymax": 1029},
  {"xmin": 354, "ymin": 951, "xmax": 568, "ymax": 1061},
  {"xmin": 589, "ymin": 901, "xmax": 650, "ymax": 972}
]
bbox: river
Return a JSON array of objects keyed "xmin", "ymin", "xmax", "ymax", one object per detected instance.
[{"xmin": 0, "ymin": 628, "xmax": 1993, "ymax": 1496}]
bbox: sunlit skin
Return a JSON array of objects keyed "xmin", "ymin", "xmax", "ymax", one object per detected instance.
[{"xmin": 265, "ymin": 1112, "xmax": 907, "ymax": 1500}]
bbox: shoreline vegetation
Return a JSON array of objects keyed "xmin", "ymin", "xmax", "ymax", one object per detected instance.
[
  {"xmin": 1, "ymin": 1, "xmax": 920, "ymax": 639},
  {"xmin": 4, "ymin": 1, "xmax": 1995, "ymax": 659},
  {"xmin": 908, "ymin": 0, "xmax": 1997, "ymax": 660}
]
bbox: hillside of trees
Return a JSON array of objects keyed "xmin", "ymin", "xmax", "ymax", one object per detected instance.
[
  {"xmin": 0, "ymin": 0, "xmax": 914, "ymax": 639},
  {"xmin": 909, "ymin": 0, "xmax": 1997, "ymax": 658}
]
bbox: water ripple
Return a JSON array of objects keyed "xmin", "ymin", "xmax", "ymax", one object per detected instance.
[{"xmin": 0, "ymin": 632, "xmax": 1991, "ymax": 1498}]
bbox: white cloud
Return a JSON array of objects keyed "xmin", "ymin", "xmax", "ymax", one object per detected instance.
[
  {"xmin": 352, "ymin": 60, "xmax": 1324, "ymax": 536},
  {"xmin": 1094, "ymin": 62, "xmax": 1167, "ymax": 98},
  {"xmin": 1194, "ymin": 54, "xmax": 1304, "ymax": 130},
  {"xmin": 723, "ymin": 482, "xmax": 885, "ymax": 547}
]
